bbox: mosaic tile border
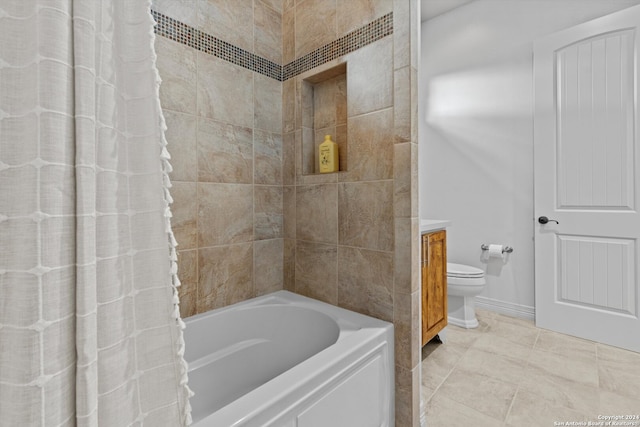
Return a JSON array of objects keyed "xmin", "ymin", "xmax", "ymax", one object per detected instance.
[
  {"xmin": 151, "ymin": 9, "xmax": 393, "ymax": 82},
  {"xmin": 282, "ymin": 13, "xmax": 393, "ymax": 80},
  {"xmin": 152, "ymin": 10, "xmax": 281, "ymax": 80}
]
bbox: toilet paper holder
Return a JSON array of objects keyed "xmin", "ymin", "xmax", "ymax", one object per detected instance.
[{"xmin": 481, "ymin": 244, "xmax": 513, "ymax": 253}]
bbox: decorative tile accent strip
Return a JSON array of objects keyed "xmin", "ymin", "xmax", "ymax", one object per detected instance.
[
  {"xmin": 152, "ymin": 10, "xmax": 282, "ymax": 80},
  {"xmin": 151, "ymin": 9, "xmax": 393, "ymax": 82},
  {"xmin": 282, "ymin": 13, "xmax": 393, "ymax": 81}
]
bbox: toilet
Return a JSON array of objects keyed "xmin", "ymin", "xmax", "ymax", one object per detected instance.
[{"xmin": 447, "ymin": 263, "xmax": 486, "ymax": 328}]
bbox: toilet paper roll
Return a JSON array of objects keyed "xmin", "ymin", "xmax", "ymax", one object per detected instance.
[{"xmin": 488, "ymin": 244, "xmax": 504, "ymax": 258}]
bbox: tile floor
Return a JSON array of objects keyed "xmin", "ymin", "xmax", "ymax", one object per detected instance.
[{"xmin": 421, "ymin": 309, "xmax": 640, "ymax": 427}]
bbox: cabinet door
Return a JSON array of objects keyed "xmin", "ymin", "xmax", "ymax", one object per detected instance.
[{"xmin": 422, "ymin": 230, "xmax": 447, "ymax": 346}]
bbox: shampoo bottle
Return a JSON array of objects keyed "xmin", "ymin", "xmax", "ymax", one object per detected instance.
[{"xmin": 318, "ymin": 134, "xmax": 339, "ymax": 173}]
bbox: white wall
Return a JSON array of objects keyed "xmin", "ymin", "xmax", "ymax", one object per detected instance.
[{"xmin": 419, "ymin": 0, "xmax": 640, "ymax": 317}]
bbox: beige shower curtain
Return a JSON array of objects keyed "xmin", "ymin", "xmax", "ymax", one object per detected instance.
[{"xmin": 0, "ymin": 1, "xmax": 192, "ymax": 425}]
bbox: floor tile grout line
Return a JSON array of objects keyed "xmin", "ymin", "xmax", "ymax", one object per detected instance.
[
  {"xmin": 425, "ymin": 313, "xmax": 640, "ymax": 425},
  {"xmin": 595, "ymin": 343, "xmax": 601, "ymax": 389},
  {"xmin": 503, "ymin": 386, "xmax": 521, "ymax": 424},
  {"xmin": 430, "ymin": 368, "xmax": 514, "ymax": 425},
  {"xmin": 427, "ymin": 316, "xmax": 537, "ymax": 424},
  {"xmin": 425, "ymin": 331, "xmax": 512, "ymax": 424},
  {"xmin": 502, "ymin": 329, "xmax": 539, "ymax": 424},
  {"xmin": 420, "ymin": 335, "xmax": 473, "ymax": 404}
]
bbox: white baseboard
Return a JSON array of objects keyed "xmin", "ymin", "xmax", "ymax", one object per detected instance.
[{"xmin": 474, "ymin": 296, "xmax": 535, "ymax": 321}]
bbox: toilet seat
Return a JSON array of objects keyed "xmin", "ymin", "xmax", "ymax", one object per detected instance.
[{"xmin": 447, "ymin": 262, "xmax": 484, "ymax": 278}]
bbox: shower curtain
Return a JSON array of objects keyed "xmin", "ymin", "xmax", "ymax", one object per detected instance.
[{"xmin": 0, "ymin": 1, "xmax": 192, "ymax": 425}]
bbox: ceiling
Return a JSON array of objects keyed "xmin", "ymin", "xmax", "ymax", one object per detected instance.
[{"xmin": 420, "ymin": 0, "xmax": 475, "ymax": 21}]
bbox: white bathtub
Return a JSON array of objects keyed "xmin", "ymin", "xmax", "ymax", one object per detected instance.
[{"xmin": 184, "ymin": 290, "xmax": 394, "ymax": 427}]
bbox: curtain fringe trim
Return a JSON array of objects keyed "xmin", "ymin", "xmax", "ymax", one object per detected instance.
[{"xmin": 147, "ymin": 2, "xmax": 194, "ymax": 425}]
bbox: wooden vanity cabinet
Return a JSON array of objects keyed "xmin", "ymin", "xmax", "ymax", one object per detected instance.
[{"xmin": 421, "ymin": 230, "xmax": 447, "ymax": 346}]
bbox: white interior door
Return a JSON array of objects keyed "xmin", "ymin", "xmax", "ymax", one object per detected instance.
[{"xmin": 534, "ymin": 5, "xmax": 640, "ymax": 353}]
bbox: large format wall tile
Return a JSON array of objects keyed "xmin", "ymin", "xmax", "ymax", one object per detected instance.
[
  {"xmin": 338, "ymin": 180, "xmax": 394, "ymax": 251},
  {"xmin": 393, "ymin": 66, "xmax": 411, "ymax": 143},
  {"xmin": 335, "ymin": 123, "xmax": 348, "ymax": 171},
  {"xmin": 393, "ymin": 142, "xmax": 418, "ymax": 218},
  {"xmin": 260, "ymin": 0, "xmax": 284, "ymax": 13},
  {"xmin": 339, "ymin": 108, "xmax": 393, "ymax": 182},
  {"xmin": 197, "ymin": 117, "xmax": 253, "ymax": 184},
  {"xmin": 198, "ymin": 0, "xmax": 254, "ymax": 53},
  {"xmin": 164, "ymin": 110, "xmax": 197, "ymax": 182},
  {"xmin": 255, "ymin": 74, "xmax": 283, "ymax": 134},
  {"xmin": 393, "ymin": 0, "xmax": 411, "ymax": 69},
  {"xmin": 393, "ymin": 142, "xmax": 411, "ymax": 217},
  {"xmin": 337, "ymin": 0, "xmax": 392, "ymax": 37},
  {"xmin": 283, "ymin": 238, "xmax": 296, "ymax": 291},
  {"xmin": 254, "ymin": 239, "xmax": 284, "ymax": 295},
  {"xmin": 198, "ymin": 183, "xmax": 253, "ymax": 246},
  {"xmin": 313, "ymin": 74, "xmax": 347, "ymax": 130},
  {"xmin": 255, "ymin": 0, "xmax": 283, "ymax": 64},
  {"xmin": 335, "ymin": 76, "xmax": 347, "ymax": 125},
  {"xmin": 337, "ymin": 246, "xmax": 393, "ymax": 322},
  {"xmin": 295, "ymin": 240, "xmax": 337, "ymax": 304},
  {"xmin": 300, "ymin": 79, "xmax": 314, "ymax": 129},
  {"xmin": 254, "ymin": 185, "xmax": 283, "ymax": 240},
  {"xmin": 296, "ymin": 184, "xmax": 338, "ymax": 244},
  {"xmin": 282, "ymin": 132, "xmax": 296, "ymax": 185},
  {"xmin": 283, "ymin": 185, "xmax": 296, "ymax": 239},
  {"xmin": 151, "ymin": 0, "xmax": 198, "ymax": 28},
  {"xmin": 282, "ymin": 79, "xmax": 296, "ymax": 134},
  {"xmin": 155, "ymin": 37, "xmax": 197, "ymax": 114},
  {"xmin": 197, "ymin": 53, "xmax": 254, "ymax": 128},
  {"xmin": 295, "ymin": 0, "xmax": 336, "ymax": 58},
  {"xmin": 396, "ymin": 363, "xmax": 421, "ymax": 427},
  {"xmin": 394, "ymin": 291, "xmax": 420, "ymax": 369},
  {"xmin": 254, "ymin": 130, "xmax": 283, "ymax": 185},
  {"xmin": 282, "ymin": 6, "xmax": 295, "ymax": 65},
  {"xmin": 300, "ymin": 127, "xmax": 316, "ymax": 175},
  {"xmin": 347, "ymin": 36, "xmax": 393, "ymax": 116},
  {"xmin": 394, "ymin": 217, "xmax": 419, "ymax": 294},
  {"xmin": 197, "ymin": 243, "xmax": 253, "ymax": 311}
]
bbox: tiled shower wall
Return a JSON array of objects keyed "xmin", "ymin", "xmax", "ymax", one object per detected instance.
[
  {"xmin": 153, "ymin": 0, "xmax": 420, "ymax": 425},
  {"xmin": 282, "ymin": 1, "xmax": 420, "ymax": 425},
  {"xmin": 153, "ymin": 0, "xmax": 284, "ymax": 316}
]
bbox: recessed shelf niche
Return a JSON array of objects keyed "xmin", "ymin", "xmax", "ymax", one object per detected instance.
[{"xmin": 301, "ymin": 62, "xmax": 347, "ymax": 175}]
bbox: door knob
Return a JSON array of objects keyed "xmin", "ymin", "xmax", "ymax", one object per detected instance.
[{"xmin": 538, "ymin": 216, "xmax": 559, "ymax": 225}]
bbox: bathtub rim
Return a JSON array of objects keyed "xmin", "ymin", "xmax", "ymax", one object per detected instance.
[
  {"xmin": 183, "ymin": 290, "xmax": 385, "ymax": 334},
  {"xmin": 185, "ymin": 290, "xmax": 395, "ymax": 427}
]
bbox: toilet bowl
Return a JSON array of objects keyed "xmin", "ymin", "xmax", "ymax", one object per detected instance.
[{"xmin": 447, "ymin": 263, "xmax": 486, "ymax": 329}]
